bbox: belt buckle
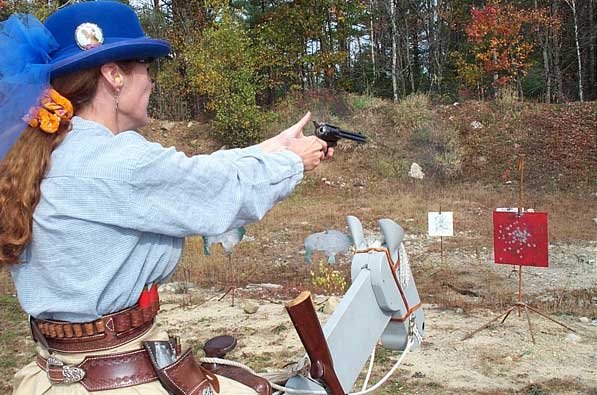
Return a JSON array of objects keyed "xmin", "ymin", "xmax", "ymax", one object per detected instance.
[{"xmin": 46, "ymin": 356, "xmax": 86, "ymax": 384}]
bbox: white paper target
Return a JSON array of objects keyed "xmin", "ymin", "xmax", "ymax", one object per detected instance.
[{"xmin": 428, "ymin": 212, "xmax": 454, "ymax": 237}]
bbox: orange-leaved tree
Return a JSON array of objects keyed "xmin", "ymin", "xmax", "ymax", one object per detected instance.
[{"xmin": 461, "ymin": 0, "xmax": 556, "ymax": 97}]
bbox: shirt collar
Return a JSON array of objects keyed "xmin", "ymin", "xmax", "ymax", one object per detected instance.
[{"xmin": 71, "ymin": 116, "xmax": 115, "ymax": 137}]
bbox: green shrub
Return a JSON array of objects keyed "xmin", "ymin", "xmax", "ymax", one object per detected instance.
[
  {"xmin": 410, "ymin": 126, "xmax": 433, "ymax": 147},
  {"xmin": 349, "ymin": 94, "xmax": 385, "ymax": 111},
  {"xmin": 310, "ymin": 260, "xmax": 347, "ymax": 295},
  {"xmin": 380, "ymin": 93, "xmax": 463, "ymax": 179},
  {"xmin": 150, "ymin": 59, "xmax": 199, "ymax": 121},
  {"xmin": 494, "ymin": 85, "xmax": 523, "ymax": 121},
  {"xmin": 186, "ymin": 1, "xmax": 266, "ymax": 147},
  {"xmin": 391, "ymin": 93, "xmax": 432, "ymax": 132},
  {"xmin": 0, "ymin": 0, "xmax": 56, "ymax": 21}
]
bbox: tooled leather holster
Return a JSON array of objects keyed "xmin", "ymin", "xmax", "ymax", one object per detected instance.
[{"xmin": 144, "ymin": 340, "xmax": 220, "ymax": 395}]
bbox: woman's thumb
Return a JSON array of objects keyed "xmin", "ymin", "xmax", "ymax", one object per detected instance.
[{"xmin": 293, "ymin": 112, "xmax": 312, "ymax": 137}]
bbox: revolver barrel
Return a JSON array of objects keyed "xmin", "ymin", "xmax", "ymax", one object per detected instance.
[{"xmin": 335, "ymin": 129, "xmax": 367, "ymax": 143}]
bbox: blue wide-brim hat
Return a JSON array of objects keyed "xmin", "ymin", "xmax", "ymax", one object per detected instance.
[{"xmin": 45, "ymin": 1, "xmax": 171, "ymax": 78}]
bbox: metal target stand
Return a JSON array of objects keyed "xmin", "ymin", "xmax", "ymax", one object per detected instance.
[
  {"xmin": 218, "ymin": 255, "xmax": 237, "ymax": 307},
  {"xmin": 462, "ymin": 155, "xmax": 576, "ymax": 343}
]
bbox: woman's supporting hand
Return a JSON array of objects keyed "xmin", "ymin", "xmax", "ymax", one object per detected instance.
[{"xmin": 259, "ymin": 112, "xmax": 333, "ymax": 171}]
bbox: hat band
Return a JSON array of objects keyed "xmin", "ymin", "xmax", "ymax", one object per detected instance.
[{"xmin": 49, "ymin": 37, "xmax": 170, "ymax": 78}]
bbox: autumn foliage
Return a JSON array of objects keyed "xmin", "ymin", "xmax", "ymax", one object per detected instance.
[
  {"xmin": 460, "ymin": 0, "xmax": 559, "ymax": 91},
  {"xmin": 1, "ymin": 0, "xmax": 594, "ymax": 147}
]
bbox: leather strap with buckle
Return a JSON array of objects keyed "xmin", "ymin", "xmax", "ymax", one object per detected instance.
[
  {"xmin": 37, "ymin": 349, "xmax": 158, "ymax": 391},
  {"xmin": 44, "ymin": 356, "xmax": 86, "ymax": 384}
]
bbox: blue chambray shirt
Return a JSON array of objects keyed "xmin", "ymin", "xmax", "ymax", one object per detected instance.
[{"xmin": 11, "ymin": 117, "xmax": 304, "ymax": 322}]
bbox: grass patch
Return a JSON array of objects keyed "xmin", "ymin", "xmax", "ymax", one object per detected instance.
[
  {"xmin": 348, "ymin": 94, "xmax": 386, "ymax": 111},
  {"xmin": 271, "ymin": 323, "xmax": 288, "ymax": 335},
  {"xmin": 391, "ymin": 93, "xmax": 432, "ymax": 133},
  {"xmin": 0, "ymin": 358, "xmax": 17, "ymax": 369},
  {"xmin": 0, "ymin": 295, "xmax": 22, "ymax": 317},
  {"xmin": 0, "ymin": 292, "xmax": 32, "ymax": 391},
  {"xmin": 169, "ymin": 179, "xmax": 594, "ymax": 317}
]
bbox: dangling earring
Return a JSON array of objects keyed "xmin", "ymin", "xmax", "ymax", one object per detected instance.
[
  {"xmin": 114, "ymin": 74, "xmax": 123, "ymax": 114},
  {"xmin": 114, "ymin": 93, "xmax": 120, "ymax": 113}
]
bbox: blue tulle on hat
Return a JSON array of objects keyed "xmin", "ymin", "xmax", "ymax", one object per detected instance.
[{"xmin": 0, "ymin": 14, "xmax": 58, "ymax": 160}]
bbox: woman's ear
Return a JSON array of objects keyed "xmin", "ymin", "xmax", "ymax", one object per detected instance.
[{"xmin": 100, "ymin": 63, "xmax": 124, "ymax": 90}]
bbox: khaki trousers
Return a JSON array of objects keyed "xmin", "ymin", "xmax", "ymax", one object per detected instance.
[{"xmin": 12, "ymin": 323, "xmax": 257, "ymax": 395}]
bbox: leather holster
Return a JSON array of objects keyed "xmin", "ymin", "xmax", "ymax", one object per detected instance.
[{"xmin": 144, "ymin": 341, "xmax": 220, "ymax": 395}]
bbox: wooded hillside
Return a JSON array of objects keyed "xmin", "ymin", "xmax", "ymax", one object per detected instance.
[{"xmin": 2, "ymin": 0, "xmax": 595, "ymax": 147}]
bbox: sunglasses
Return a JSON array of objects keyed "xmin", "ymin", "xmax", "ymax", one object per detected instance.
[{"xmin": 137, "ymin": 58, "xmax": 158, "ymax": 81}]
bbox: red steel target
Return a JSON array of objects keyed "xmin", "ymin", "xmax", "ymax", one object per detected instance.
[{"xmin": 493, "ymin": 211, "xmax": 548, "ymax": 267}]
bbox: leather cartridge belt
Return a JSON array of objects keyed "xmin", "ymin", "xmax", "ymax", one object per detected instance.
[
  {"xmin": 37, "ymin": 348, "xmax": 158, "ymax": 391},
  {"xmin": 31, "ymin": 298, "xmax": 159, "ymax": 353}
]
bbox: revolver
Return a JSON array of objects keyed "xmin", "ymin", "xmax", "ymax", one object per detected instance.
[{"xmin": 313, "ymin": 122, "xmax": 367, "ymax": 153}]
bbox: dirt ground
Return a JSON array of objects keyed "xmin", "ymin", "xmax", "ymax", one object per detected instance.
[
  {"xmin": 1, "ymin": 101, "xmax": 595, "ymax": 394},
  {"xmin": 157, "ymin": 237, "xmax": 597, "ymax": 395}
]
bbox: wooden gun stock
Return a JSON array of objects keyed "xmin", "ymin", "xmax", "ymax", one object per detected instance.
[{"xmin": 285, "ymin": 291, "xmax": 346, "ymax": 395}]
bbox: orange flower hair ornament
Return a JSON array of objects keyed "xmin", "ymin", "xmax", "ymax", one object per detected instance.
[{"xmin": 24, "ymin": 89, "xmax": 73, "ymax": 134}]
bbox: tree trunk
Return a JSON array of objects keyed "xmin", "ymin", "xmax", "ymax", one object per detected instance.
[
  {"xmin": 370, "ymin": 0, "xmax": 377, "ymax": 80},
  {"xmin": 492, "ymin": 52, "xmax": 499, "ymax": 98},
  {"xmin": 336, "ymin": 2, "xmax": 350, "ymax": 84},
  {"xmin": 535, "ymin": 0, "xmax": 552, "ymax": 103},
  {"xmin": 428, "ymin": 0, "xmax": 442, "ymax": 94},
  {"xmin": 397, "ymin": 17, "xmax": 406, "ymax": 97},
  {"xmin": 565, "ymin": 0, "xmax": 584, "ymax": 101},
  {"xmin": 589, "ymin": 0, "xmax": 595, "ymax": 100},
  {"xmin": 390, "ymin": 0, "xmax": 399, "ymax": 101},
  {"xmin": 543, "ymin": 31, "xmax": 552, "ymax": 103},
  {"xmin": 404, "ymin": 12, "xmax": 415, "ymax": 93},
  {"xmin": 552, "ymin": 0, "xmax": 564, "ymax": 101},
  {"xmin": 324, "ymin": 9, "xmax": 335, "ymax": 89},
  {"xmin": 411, "ymin": 20, "xmax": 421, "ymax": 91}
]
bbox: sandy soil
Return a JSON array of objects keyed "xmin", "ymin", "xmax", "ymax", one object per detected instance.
[{"xmin": 158, "ymin": 238, "xmax": 597, "ymax": 395}]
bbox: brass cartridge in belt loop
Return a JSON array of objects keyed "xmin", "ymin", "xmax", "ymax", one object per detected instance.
[
  {"xmin": 72, "ymin": 323, "xmax": 83, "ymax": 337},
  {"xmin": 55, "ymin": 325, "xmax": 65, "ymax": 338},
  {"xmin": 95, "ymin": 320, "xmax": 105, "ymax": 334},
  {"xmin": 48, "ymin": 324, "xmax": 57, "ymax": 338},
  {"xmin": 64, "ymin": 324, "xmax": 74, "ymax": 338},
  {"xmin": 84, "ymin": 323, "xmax": 95, "ymax": 336}
]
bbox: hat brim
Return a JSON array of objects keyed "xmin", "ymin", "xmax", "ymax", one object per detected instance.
[{"xmin": 50, "ymin": 38, "xmax": 170, "ymax": 78}]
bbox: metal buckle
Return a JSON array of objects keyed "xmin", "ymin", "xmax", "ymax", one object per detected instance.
[{"xmin": 46, "ymin": 356, "xmax": 86, "ymax": 384}]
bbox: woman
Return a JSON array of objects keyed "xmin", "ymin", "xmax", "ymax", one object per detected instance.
[{"xmin": 0, "ymin": 2, "xmax": 331, "ymax": 394}]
